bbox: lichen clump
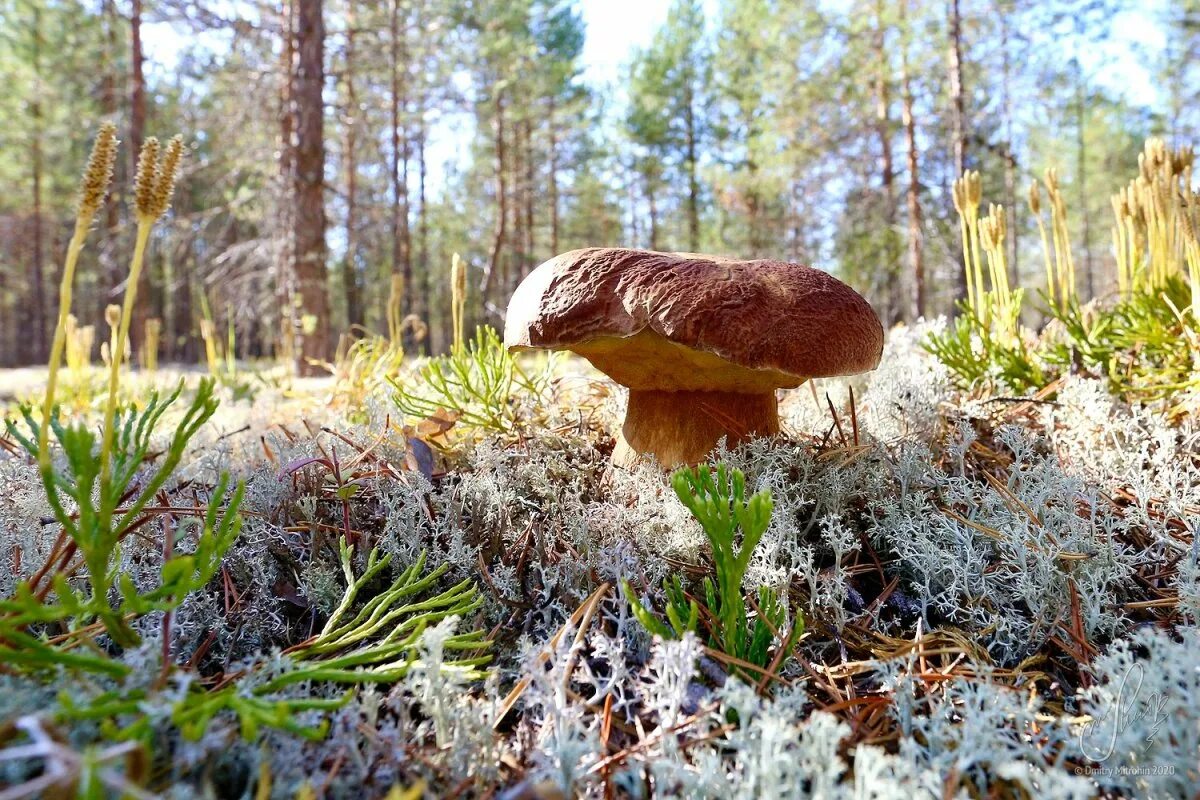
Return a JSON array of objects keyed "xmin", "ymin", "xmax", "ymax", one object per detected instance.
[{"xmin": 3, "ymin": 316, "xmax": 1197, "ymax": 797}]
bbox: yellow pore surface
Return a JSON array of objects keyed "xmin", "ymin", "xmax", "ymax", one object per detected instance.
[{"xmin": 555, "ymin": 328, "xmax": 804, "ymax": 393}]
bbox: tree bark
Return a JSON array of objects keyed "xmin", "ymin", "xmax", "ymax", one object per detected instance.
[
  {"xmin": 745, "ymin": 105, "xmax": 762, "ymax": 256},
  {"xmin": 172, "ymin": 201, "xmax": 193, "ymax": 362},
  {"xmin": 902, "ymin": 2, "xmax": 925, "ymax": 320},
  {"xmin": 28, "ymin": 4, "xmax": 46, "ymax": 362},
  {"xmin": 401, "ymin": 128, "xmax": 412, "ymax": 315},
  {"xmin": 130, "ymin": 0, "xmax": 146, "ymax": 174},
  {"xmin": 523, "ymin": 116, "xmax": 535, "ymax": 280},
  {"xmin": 1076, "ymin": 60, "xmax": 1093, "ymax": 300},
  {"xmin": 511, "ymin": 113, "xmax": 525, "ymax": 285},
  {"xmin": 481, "ymin": 90, "xmax": 507, "ymax": 317},
  {"xmin": 0, "ymin": 245, "xmax": 8, "ymax": 365},
  {"xmin": 548, "ymin": 96, "xmax": 560, "ymax": 254},
  {"xmin": 276, "ymin": 0, "xmax": 297, "ymax": 362},
  {"xmin": 130, "ymin": 0, "xmax": 152, "ymax": 357},
  {"xmin": 99, "ymin": 0, "xmax": 122, "ymax": 333},
  {"xmin": 873, "ymin": 0, "xmax": 900, "ymax": 325},
  {"xmin": 626, "ymin": 158, "xmax": 641, "ymax": 247},
  {"xmin": 292, "ymin": 0, "xmax": 330, "ymax": 374},
  {"xmin": 1000, "ymin": 7, "xmax": 1018, "ymax": 288},
  {"xmin": 647, "ymin": 174, "xmax": 660, "ymax": 251},
  {"xmin": 389, "ymin": 0, "xmax": 411, "ymax": 318},
  {"xmin": 947, "ymin": 0, "xmax": 968, "ymax": 303},
  {"xmin": 683, "ymin": 57, "xmax": 700, "ymax": 252},
  {"xmin": 416, "ymin": 120, "xmax": 430, "ymax": 353},
  {"xmin": 342, "ymin": 0, "xmax": 362, "ymax": 330}
]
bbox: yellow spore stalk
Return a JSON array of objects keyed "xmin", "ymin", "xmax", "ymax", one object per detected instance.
[
  {"xmin": 1180, "ymin": 162, "xmax": 1200, "ymax": 311},
  {"xmin": 1187, "ymin": 234, "xmax": 1200, "ymax": 317},
  {"xmin": 1122, "ymin": 185, "xmax": 1148, "ymax": 296},
  {"xmin": 980, "ymin": 204, "xmax": 1017, "ymax": 340},
  {"xmin": 142, "ymin": 318, "xmax": 162, "ymax": 372},
  {"xmin": 1182, "ymin": 173, "xmax": 1200, "ymax": 314},
  {"xmin": 103, "ymin": 303, "xmax": 122, "ymax": 370},
  {"xmin": 199, "ymin": 318, "xmax": 221, "ymax": 377},
  {"xmin": 1111, "ymin": 188, "xmax": 1134, "ymax": 299},
  {"xmin": 1111, "ymin": 139, "xmax": 1196, "ymax": 298},
  {"xmin": 450, "ymin": 252, "xmax": 467, "ymax": 354},
  {"xmin": 1041, "ymin": 169, "xmax": 1076, "ymax": 308},
  {"xmin": 1027, "ymin": 180, "xmax": 1060, "ymax": 310},
  {"xmin": 1144, "ymin": 159, "xmax": 1175, "ymax": 289},
  {"xmin": 64, "ymin": 315, "xmax": 95, "ymax": 381},
  {"xmin": 387, "ymin": 273, "xmax": 405, "ymax": 347},
  {"xmin": 952, "ymin": 172, "xmax": 984, "ymax": 318},
  {"xmin": 98, "ymin": 135, "xmax": 184, "ymax": 488},
  {"xmin": 1136, "ymin": 141, "xmax": 1168, "ymax": 288},
  {"xmin": 37, "ymin": 124, "xmax": 118, "ymax": 472}
]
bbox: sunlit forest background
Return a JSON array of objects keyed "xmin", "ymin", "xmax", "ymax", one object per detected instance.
[
  {"xmin": 0, "ymin": 0, "xmax": 1196, "ymax": 371},
  {"xmin": 7, "ymin": 3, "xmax": 1200, "ymax": 795}
]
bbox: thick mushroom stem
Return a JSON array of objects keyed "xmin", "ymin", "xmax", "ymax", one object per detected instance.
[{"xmin": 613, "ymin": 389, "xmax": 781, "ymax": 468}]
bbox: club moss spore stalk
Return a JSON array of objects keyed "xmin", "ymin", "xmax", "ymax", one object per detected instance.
[
  {"xmin": 64, "ymin": 315, "xmax": 95, "ymax": 384},
  {"xmin": 37, "ymin": 123, "xmax": 118, "ymax": 473},
  {"xmin": 451, "ymin": 252, "xmax": 467, "ymax": 354},
  {"xmin": 952, "ymin": 171, "xmax": 984, "ymax": 318},
  {"xmin": 98, "ymin": 135, "xmax": 183, "ymax": 491},
  {"xmin": 387, "ymin": 273, "xmax": 405, "ymax": 347}
]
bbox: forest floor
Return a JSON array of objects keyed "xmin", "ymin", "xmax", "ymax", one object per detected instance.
[{"xmin": 1, "ymin": 322, "xmax": 1198, "ymax": 799}]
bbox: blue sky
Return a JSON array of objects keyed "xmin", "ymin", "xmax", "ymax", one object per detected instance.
[
  {"xmin": 140, "ymin": 0, "xmax": 1170, "ymax": 197},
  {"xmin": 143, "ymin": 0, "xmax": 1167, "ymax": 101},
  {"xmin": 141, "ymin": 0, "xmax": 693, "ymax": 187},
  {"xmin": 580, "ymin": 0, "xmax": 672, "ymax": 84},
  {"xmin": 579, "ymin": 0, "xmax": 723, "ymax": 85},
  {"xmin": 142, "ymin": 0, "xmax": 690, "ymax": 84}
]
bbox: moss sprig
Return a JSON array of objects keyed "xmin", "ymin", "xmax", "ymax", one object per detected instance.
[{"xmin": 624, "ymin": 463, "xmax": 803, "ymax": 680}]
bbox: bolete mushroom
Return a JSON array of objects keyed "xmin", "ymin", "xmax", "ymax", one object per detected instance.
[{"xmin": 504, "ymin": 247, "xmax": 884, "ymax": 467}]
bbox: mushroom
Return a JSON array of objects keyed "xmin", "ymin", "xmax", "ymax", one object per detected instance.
[{"xmin": 504, "ymin": 248, "xmax": 884, "ymax": 467}]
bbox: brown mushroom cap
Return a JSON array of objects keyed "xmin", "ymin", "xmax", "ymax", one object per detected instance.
[{"xmin": 505, "ymin": 248, "xmax": 884, "ymax": 393}]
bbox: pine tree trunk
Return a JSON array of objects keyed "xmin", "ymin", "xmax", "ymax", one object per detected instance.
[
  {"xmin": 874, "ymin": 0, "xmax": 900, "ymax": 325},
  {"xmin": 745, "ymin": 106, "xmax": 761, "ymax": 256},
  {"xmin": 684, "ymin": 69, "xmax": 700, "ymax": 252},
  {"xmin": 523, "ymin": 117, "xmax": 535, "ymax": 280},
  {"xmin": 947, "ymin": 0, "xmax": 968, "ymax": 303},
  {"xmin": 627, "ymin": 159, "xmax": 641, "ymax": 245},
  {"xmin": 902, "ymin": 5, "xmax": 925, "ymax": 320},
  {"xmin": 130, "ymin": 0, "xmax": 151, "ymax": 358},
  {"xmin": 99, "ymin": 0, "xmax": 122, "ymax": 338},
  {"xmin": 647, "ymin": 175, "xmax": 659, "ymax": 251},
  {"xmin": 292, "ymin": 0, "xmax": 330, "ymax": 375},
  {"xmin": 416, "ymin": 121, "xmax": 430, "ymax": 353},
  {"xmin": 401, "ymin": 130, "xmax": 412, "ymax": 316},
  {"xmin": 389, "ymin": 0, "xmax": 410, "ymax": 317},
  {"xmin": 173, "ymin": 201, "xmax": 193, "ymax": 362},
  {"xmin": 511, "ymin": 114, "xmax": 525, "ymax": 286},
  {"xmin": 0, "ymin": 247, "xmax": 8, "ymax": 365},
  {"xmin": 1000, "ymin": 8, "xmax": 1018, "ymax": 289},
  {"xmin": 1076, "ymin": 62, "xmax": 1093, "ymax": 300},
  {"xmin": 482, "ymin": 91, "xmax": 507, "ymax": 318},
  {"xmin": 29, "ymin": 128, "xmax": 45, "ymax": 363},
  {"xmin": 342, "ymin": 0, "xmax": 362, "ymax": 331},
  {"xmin": 0, "ymin": 228, "xmax": 7, "ymax": 364},
  {"xmin": 28, "ymin": 4, "xmax": 46, "ymax": 363},
  {"xmin": 276, "ymin": 0, "xmax": 297, "ymax": 362},
  {"xmin": 548, "ymin": 96, "xmax": 560, "ymax": 255}
]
